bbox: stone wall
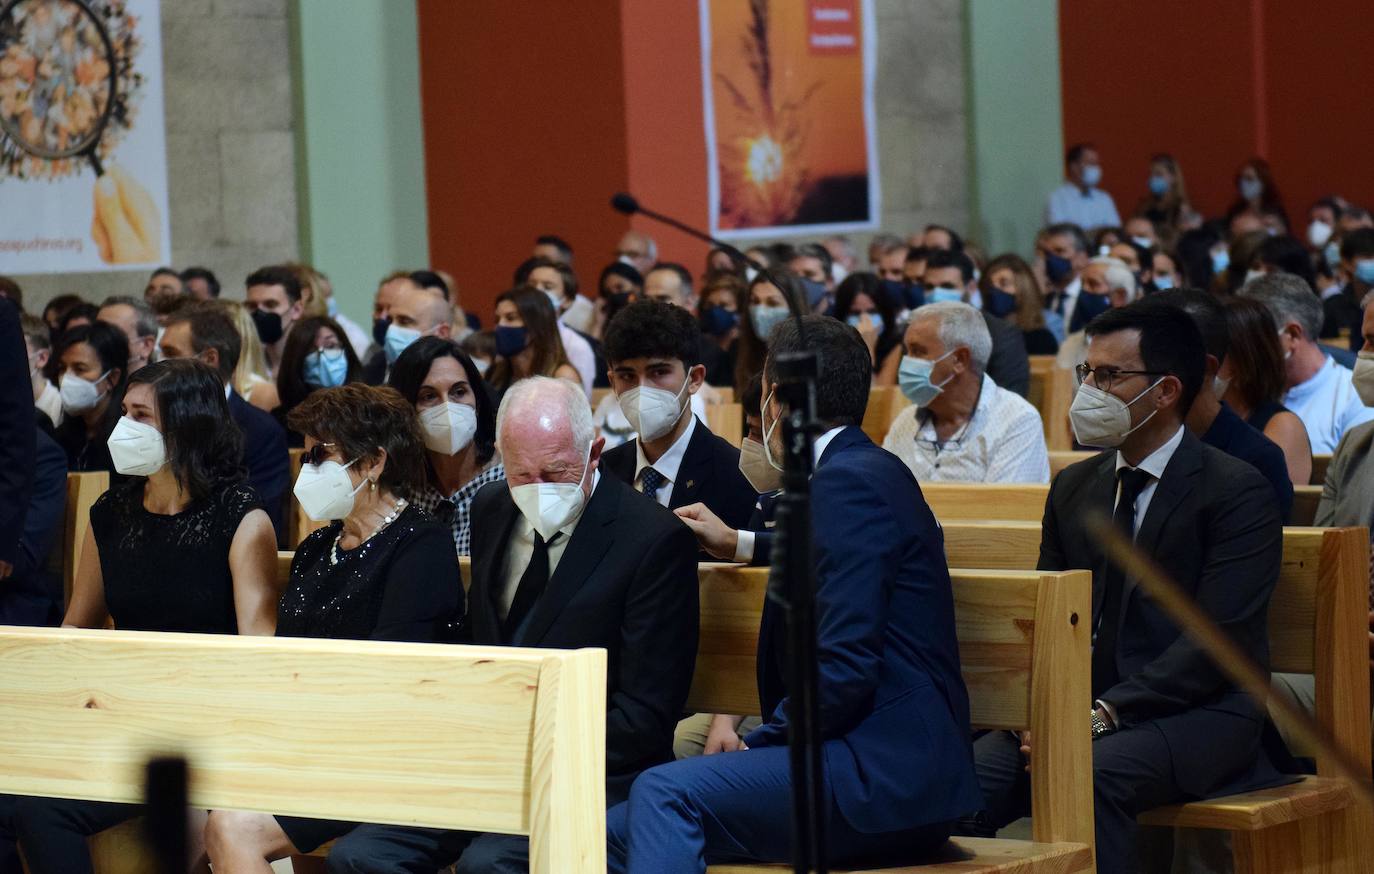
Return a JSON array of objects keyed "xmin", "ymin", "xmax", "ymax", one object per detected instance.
[{"xmin": 13, "ymin": 0, "xmax": 298, "ymax": 313}]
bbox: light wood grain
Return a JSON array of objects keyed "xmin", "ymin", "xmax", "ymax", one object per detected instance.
[
  {"xmin": 923, "ymin": 484, "xmax": 1050, "ymax": 524},
  {"xmin": 707, "ymin": 836, "xmax": 1092, "ymax": 873},
  {"xmin": 63, "ymin": 471, "xmax": 108, "ymax": 609},
  {"xmin": 860, "ymin": 385, "xmax": 903, "ymax": 445},
  {"xmin": 705, "ymin": 403, "xmax": 744, "ymax": 448},
  {"xmin": 529, "ymin": 651, "xmax": 607, "ymax": 874},
  {"xmin": 1292, "ymin": 484, "xmax": 1321, "ymax": 527},
  {"xmin": 1048, "ymin": 451, "xmax": 1093, "ymax": 479},
  {"xmin": 1138, "ymin": 776, "xmax": 1353, "ymax": 830},
  {"xmin": 1310, "ymin": 453, "xmax": 1331, "ymax": 486}
]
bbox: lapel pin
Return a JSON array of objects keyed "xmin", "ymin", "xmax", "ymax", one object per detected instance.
[{"xmin": 685, "ymin": 480, "xmax": 695, "ymax": 489}]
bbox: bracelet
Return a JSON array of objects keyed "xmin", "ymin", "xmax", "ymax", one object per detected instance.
[{"xmin": 1090, "ymin": 707, "xmax": 1115, "ymax": 739}]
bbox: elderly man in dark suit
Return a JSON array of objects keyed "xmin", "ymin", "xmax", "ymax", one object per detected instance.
[
  {"xmin": 327, "ymin": 375, "xmax": 700, "ymax": 874},
  {"xmin": 968, "ymin": 301, "xmax": 1285, "ymax": 874}
]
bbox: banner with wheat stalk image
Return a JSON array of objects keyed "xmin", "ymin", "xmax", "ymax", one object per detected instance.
[{"xmin": 701, "ymin": 0, "xmax": 877, "ymax": 238}]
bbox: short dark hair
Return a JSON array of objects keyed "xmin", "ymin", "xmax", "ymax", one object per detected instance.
[
  {"xmin": 277, "ymin": 316, "xmax": 363, "ymax": 414},
  {"xmin": 409, "ymin": 269, "xmax": 450, "ymax": 300},
  {"xmin": 763, "ymin": 315, "xmax": 870, "ymax": 427},
  {"xmin": 180, "ymin": 266, "xmax": 221, "ymax": 298},
  {"xmin": 648, "ymin": 262, "xmax": 694, "ymax": 296},
  {"xmin": 150, "ymin": 266, "xmax": 180, "ymax": 282},
  {"xmin": 904, "ymin": 245, "xmax": 929, "ymax": 265},
  {"xmin": 1084, "ymin": 299, "xmax": 1206, "ymax": 416},
  {"xmin": 389, "ymin": 336, "xmax": 497, "ymax": 467},
  {"xmin": 1340, "ymin": 227, "xmax": 1374, "ymax": 261},
  {"xmin": 598, "ymin": 262, "xmax": 644, "ymax": 295},
  {"xmin": 536, "ymin": 234, "xmax": 574, "ymax": 260},
  {"xmin": 514, "ymin": 256, "xmax": 580, "ymax": 301},
  {"xmin": 99, "ymin": 295, "xmax": 158, "ymax": 338},
  {"xmin": 1143, "ymin": 289, "xmax": 1229, "ymax": 363},
  {"xmin": 924, "ymin": 249, "xmax": 973, "ymax": 283},
  {"xmin": 287, "ymin": 383, "xmax": 428, "ymax": 500},
  {"xmin": 165, "ymin": 302, "xmax": 242, "ymax": 382},
  {"xmin": 1065, "ymin": 143, "xmax": 1094, "ymax": 166},
  {"xmin": 58, "ymin": 321, "xmax": 131, "ymax": 426},
  {"xmin": 58, "ymin": 302, "xmax": 100, "ymax": 336},
  {"xmin": 245, "ymin": 265, "xmax": 302, "ymax": 303},
  {"xmin": 1255, "ymin": 235, "xmax": 1315, "ymax": 291},
  {"xmin": 791, "ymin": 243, "xmax": 833, "ymax": 276},
  {"xmin": 603, "ymin": 300, "xmax": 702, "ymax": 369},
  {"xmin": 126, "ymin": 359, "xmax": 245, "ymax": 501},
  {"xmin": 924, "ymin": 224, "xmax": 965, "ymax": 253},
  {"xmin": 1045, "ymin": 222, "xmax": 1090, "ymax": 254}
]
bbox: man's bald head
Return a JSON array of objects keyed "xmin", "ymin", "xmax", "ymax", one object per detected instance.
[
  {"xmin": 616, "ymin": 230, "xmax": 658, "ymax": 276},
  {"xmin": 496, "ymin": 376, "xmax": 601, "ymax": 497},
  {"xmin": 391, "ymin": 286, "xmax": 453, "ymax": 337}
]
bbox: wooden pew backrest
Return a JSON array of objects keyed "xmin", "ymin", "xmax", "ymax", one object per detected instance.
[
  {"xmin": 64, "ymin": 471, "xmax": 109, "ymax": 608},
  {"xmin": 705, "ymin": 403, "xmax": 744, "ymax": 448}
]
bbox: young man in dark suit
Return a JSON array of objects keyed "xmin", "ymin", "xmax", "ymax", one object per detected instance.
[
  {"xmin": 968, "ymin": 302, "xmax": 1285, "ymax": 874},
  {"xmin": 327, "ymin": 375, "xmax": 700, "ymax": 874},
  {"xmin": 617, "ymin": 316, "xmax": 981, "ymax": 872},
  {"xmin": 598, "ymin": 300, "xmax": 756, "ymax": 530}
]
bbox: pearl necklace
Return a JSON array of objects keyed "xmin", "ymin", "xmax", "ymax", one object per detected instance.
[{"xmin": 331, "ymin": 498, "xmax": 408, "ymax": 566}]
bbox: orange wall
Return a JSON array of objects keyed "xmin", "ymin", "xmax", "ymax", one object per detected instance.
[{"xmin": 1059, "ymin": 0, "xmax": 1374, "ymax": 228}]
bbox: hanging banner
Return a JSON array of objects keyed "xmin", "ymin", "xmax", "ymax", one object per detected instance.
[
  {"xmin": 0, "ymin": 0, "xmax": 171, "ymax": 273},
  {"xmin": 700, "ymin": 0, "xmax": 878, "ymax": 239}
]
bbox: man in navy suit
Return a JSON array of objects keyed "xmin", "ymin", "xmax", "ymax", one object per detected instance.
[
  {"xmin": 159, "ymin": 304, "xmax": 289, "ymax": 537},
  {"xmin": 599, "ymin": 301, "xmax": 756, "ymax": 530},
  {"xmin": 609, "ymin": 316, "xmax": 981, "ymax": 873}
]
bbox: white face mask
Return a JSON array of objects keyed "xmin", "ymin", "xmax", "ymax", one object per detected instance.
[
  {"xmin": 1212, "ymin": 374, "xmax": 1231, "ymax": 401},
  {"xmin": 1354, "ymin": 352, "xmax": 1374, "ymax": 407},
  {"xmin": 738, "ymin": 437, "xmax": 782, "ymax": 494},
  {"xmin": 560, "ymin": 295, "xmax": 596, "ymax": 334},
  {"xmin": 1244, "ymin": 269, "xmax": 1266, "ymax": 287},
  {"xmin": 59, "ymin": 370, "xmax": 109, "ymax": 415},
  {"xmin": 107, "ymin": 416, "xmax": 167, "ymax": 476},
  {"xmin": 761, "ymin": 389, "xmax": 784, "ymax": 472},
  {"xmin": 543, "ymin": 290, "xmax": 564, "ymax": 313},
  {"xmin": 420, "ymin": 402, "xmax": 479, "ymax": 455},
  {"xmin": 509, "ymin": 442, "xmax": 593, "ymax": 541},
  {"xmin": 618, "ymin": 378, "xmax": 690, "ymax": 442},
  {"xmin": 1308, "ymin": 219, "xmax": 1334, "ymax": 249},
  {"xmin": 1068, "ymin": 376, "xmax": 1163, "ymax": 448},
  {"xmin": 294, "ymin": 457, "xmax": 367, "ymax": 521}
]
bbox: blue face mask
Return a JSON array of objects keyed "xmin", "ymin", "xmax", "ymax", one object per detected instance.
[
  {"xmin": 879, "ymin": 278, "xmax": 921, "ymax": 310},
  {"xmin": 326, "ymin": 297, "xmax": 339, "ymax": 318},
  {"xmin": 1070, "ymin": 292, "xmax": 1112, "ymax": 333},
  {"xmin": 846, "ymin": 312, "xmax": 884, "ymax": 334},
  {"xmin": 1211, "ymin": 249, "xmax": 1231, "ymax": 275},
  {"xmin": 928, "ymin": 288, "xmax": 964, "ymax": 304},
  {"xmin": 1081, "ymin": 164, "xmax": 1102, "ymax": 188},
  {"xmin": 1324, "ymin": 241, "xmax": 1342, "ymax": 268},
  {"xmin": 384, "ymin": 323, "xmax": 422, "ymax": 364},
  {"xmin": 984, "ymin": 286, "xmax": 1017, "ymax": 318},
  {"xmin": 304, "ymin": 348, "xmax": 348, "ymax": 388},
  {"xmin": 750, "ymin": 304, "xmax": 790, "ymax": 341},
  {"xmin": 1148, "ymin": 174, "xmax": 1168, "ymax": 197},
  {"xmin": 1153, "ymin": 274, "xmax": 1175, "ymax": 291},
  {"xmin": 1045, "ymin": 253, "xmax": 1075, "ymax": 284},
  {"xmin": 699, "ymin": 305, "xmax": 738, "ymax": 338},
  {"xmin": 898, "ymin": 350, "xmax": 956, "ymax": 407},
  {"xmin": 372, "ymin": 317, "xmax": 390, "ymax": 347},
  {"xmin": 494, "ymin": 325, "xmax": 528, "ymax": 358},
  {"xmin": 1356, "ymin": 260, "xmax": 1374, "ymax": 286}
]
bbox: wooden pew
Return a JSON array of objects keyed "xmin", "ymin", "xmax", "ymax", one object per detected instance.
[
  {"xmin": 860, "ymin": 385, "xmax": 905, "ymax": 446},
  {"xmin": 1310, "ymin": 454, "xmax": 1331, "ymax": 486},
  {"xmin": 697, "ymin": 564, "xmax": 1095, "ymax": 873},
  {"xmin": 1048, "ymin": 450, "xmax": 1092, "ymax": 479},
  {"xmin": 705, "ymin": 402, "xmax": 744, "ymax": 448},
  {"xmin": 1029, "ymin": 356, "xmax": 1075, "ymax": 452},
  {"xmin": 63, "ymin": 471, "xmax": 108, "ymax": 608},
  {"xmin": 2, "ymin": 629, "xmax": 607, "ymax": 874},
  {"xmin": 286, "ymin": 447, "xmax": 329, "ymax": 550}
]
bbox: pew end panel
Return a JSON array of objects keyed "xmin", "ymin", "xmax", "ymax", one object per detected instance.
[{"xmin": 63, "ymin": 471, "xmax": 109, "ymax": 609}]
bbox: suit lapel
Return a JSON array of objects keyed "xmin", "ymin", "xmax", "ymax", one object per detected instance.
[
  {"xmin": 1083, "ymin": 452, "xmax": 1118, "ymax": 629},
  {"xmin": 1122, "ymin": 434, "xmax": 1201, "ymax": 605},
  {"xmin": 471, "ymin": 490, "xmax": 520, "ymax": 645},
  {"xmin": 514, "ymin": 475, "xmax": 621, "ymax": 646},
  {"xmin": 668, "ymin": 418, "xmax": 710, "ymax": 510},
  {"xmin": 606, "ymin": 439, "xmax": 637, "ymax": 485}
]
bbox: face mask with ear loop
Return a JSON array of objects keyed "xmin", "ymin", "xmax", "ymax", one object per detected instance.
[{"xmin": 1068, "ymin": 376, "xmax": 1165, "ymax": 448}]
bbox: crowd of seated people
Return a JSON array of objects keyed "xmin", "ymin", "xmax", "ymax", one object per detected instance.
[{"xmin": 4, "ymin": 144, "xmax": 1374, "ymax": 874}]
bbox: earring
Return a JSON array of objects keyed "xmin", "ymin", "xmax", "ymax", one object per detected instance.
[{"xmin": 370, "ymin": 479, "xmax": 377, "ymax": 492}]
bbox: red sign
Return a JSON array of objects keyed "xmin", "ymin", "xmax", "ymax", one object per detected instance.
[{"xmin": 807, "ymin": 0, "xmax": 859, "ymax": 55}]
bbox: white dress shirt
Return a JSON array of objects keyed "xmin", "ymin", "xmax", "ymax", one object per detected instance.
[
  {"xmin": 559, "ymin": 324, "xmax": 596, "ymax": 398},
  {"xmin": 1282, "ymin": 355, "xmax": 1374, "ymax": 454},
  {"xmin": 634, "ymin": 414, "xmax": 697, "ymax": 508},
  {"xmin": 1045, "ymin": 181, "xmax": 1122, "ymax": 231},
  {"xmin": 733, "ymin": 426, "xmax": 845, "ymax": 563},
  {"xmin": 883, "ymin": 374, "xmax": 1049, "ymax": 484},
  {"xmin": 499, "ymin": 471, "xmax": 600, "ymax": 620},
  {"xmin": 1113, "ymin": 424, "xmax": 1185, "ymax": 533},
  {"xmin": 35, "ymin": 380, "xmax": 62, "ymax": 427}
]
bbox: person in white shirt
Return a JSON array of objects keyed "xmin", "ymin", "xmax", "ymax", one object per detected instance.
[
  {"xmin": 20, "ymin": 313, "xmax": 62, "ymax": 427},
  {"xmin": 1045, "ymin": 142, "xmax": 1121, "ymax": 231},
  {"xmin": 884, "ymin": 302, "xmax": 1048, "ymax": 483},
  {"xmin": 1243, "ymin": 273, "xmax": 1374, "ymax": 452}
]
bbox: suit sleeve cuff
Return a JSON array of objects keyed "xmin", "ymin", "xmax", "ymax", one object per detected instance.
[
  {"xmin": 733, "ymin": 530, "xmax": 755, "ymax": 564},
  {"xmin": 1095, "ymin": 698, "xmax": 1119, "ymax": 728}
]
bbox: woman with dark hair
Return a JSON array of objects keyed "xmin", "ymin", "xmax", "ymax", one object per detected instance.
[
  {"xmin": 13, "ymin": 358, "xmax": 278, "ymax": 873},
  {"xmin": 204, "ymin": 383, "xmax": 461, "ymax": 869},
  {"xmin": 981, "ymin": 254, "xmax": 1059, "ymax": 355},
  {"xmin": 833, "ymin": 272, "xmax": 902, "ymax": 384},
  {"xmin": 389, "ymin": 337, "xmax": 504, "ymax": 556},
  {"xmin": 594, "ymin": 261, "xmax": 644, "ymax": 338},
  {"xmin": 273, "ymin": 315, "xmax": 363, "ymax": 445},
  {"xmin": 1227, "ymin": 157, "xmax": 1290, "ymax": 231},
  {"xmin": 1176, "ymin": 225, "xmax": 1227, "ymax": 290},
  {"xmin": 41, "ymin": 293, "xmax": 85, "ymax": 335},
  {"xmin": 734, "ymin": 271, "xmax": 809, "ymax": 396},
  {"xmin": 486, "ymin": 287, "xmax": 581, "ymax": 396},
  {"xmin": 1251, "ymin": 234, "xmax": 1317, "ymax": 292},
  {"xmin": 1216, "ymin": 230, "xmax": 1269, "ymax": 296},
  {"xmin": 52, "ymin": 321, "xmax": 129, "ymax": 474},
  {"xmin": 1133, "ymin": 153, "xmax": 1197, "ymax": 234},
  {"xmin": 1219, "ymin": 297, "xmax": 1313, "ymax": 485}
]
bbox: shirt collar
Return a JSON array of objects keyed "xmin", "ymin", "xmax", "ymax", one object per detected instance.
[
  {"xmin": 1286, "ymin": 354, "xmax": 1335, "ymax": 401},
  {"xmin": 224, "ymin": 382, "xmax": 233, "ymax": 400},
  {"xmin": 635, "ymin": 414, "xmax": 696, "ymax": 485},
  {"xmin": 813, "ymin": 426, "xmax": 846, "ymax": 465},
  {"xmin": 1115, "ymin": 424, "xmax": 1185, "ymax": 480}
]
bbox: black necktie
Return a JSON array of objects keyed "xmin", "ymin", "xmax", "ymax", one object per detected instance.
[
  {"xmin": 640, "ymin": 467, "xmax": 666, "ymax": 498},
  {"xmin": 1092, "ymin": 467, "xmax": 1153, "ymax": 697},
  {"xmin": 504, "ymin": 531, "xmax": 560, "ymax": 642}
]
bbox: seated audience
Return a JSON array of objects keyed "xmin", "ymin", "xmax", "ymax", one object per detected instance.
[
  {"xmin": 361, "ymin": 270, "xmax": 416, "ymax": 384},
  {"xmin": 1147, "ymin": 290, "xmax": 1295, "ymax": 521},
  {"xmin": 381, "ymin": 283, "xmax": 454, "ymax": 368},
  {"xmin": 460, "ymin": 330, "xmax": 494, "ymax": 376},
  {"xmin": 1, "ymin": 425, "xmax": 65, "ymax": 626},
  {"xmin": 594, "ymin": 261, "xmax": 645, "ymax": 340},
  {"xmin": 210, "ymin": 300, "xmax": 278, "ymax": 411},
  {"xmin": 532, "ymin": 233, "xmax": 573, "ymax": 266},
  {"xmin": 52, "ymin": 322, "xmax": 128, "ymax": 475},
  {"xmin": 159, "ymin": 303, "xmax": 291, "ymax": 537},
  {"xmin": 787, "ymin": 242, "xmax": 836, "ymax": 312},
  {"xmin": 885, "ymin": 302, "xmax": 1048, "ymax": 483},
  {"xmin": 1242, "ymin": 273, "xmax": 1374, "ymax": 453},
  {"xmin": 289, "ymin": 262, "xmax": 372, "ymax": 359},
  {"xmin": 388, "ymin": 337, "xmax": 504, "ymax": 556},
  {"xmin": 1056, "ymin": 256, "xmax": 1140, "ymax": 368},
  {"xmin": 924, "ymin": 249, "xmax": 1031, "ymax": 396},
  {"xmin": 969, "ymin": 301, "xmax": 1285, "ymax": 874},
  {"xmin": 325, "ymin": 375, "xmax": 699, "ymax": 872},
  {"xmin": 616, "ymin": 229, "xmax": 659, "ymax": 276},
  {"xmin": 734, "ymin": 270, "xmax": 810, "ymax": 396},
  {"xmin": 180, "ymin": 265, "xmax": 220, "ymax": 301},
  {"xmin": 1218, "ymin": 296, "xmax": 1314, "ymax": 487},
  {"xmin": 516, "ymin": 256, "xmax": 598, "ymax": 396},
  {"xmin": 55, "ymin": 302, "xmax": 98, "ymax": 338},
  {"xmin": 95, "ymin": 296, "xmax": 158, "ymax": 375},
  {"xmin": 1151, "ymin": 249, "xmax": 1182, "ymax": 291},
  {"xmin": 20, "ymin": 314, "xmax": 62, "ymax": 428},
  {"xmin": 243, "ymin": 265, "xmax": 306, "ymax": 380},
  {"xmin": 204, "ymin": 384, "xmax": 462, "ymax": 869},
  {"xmin": 142, "ymin": 267, "xmax": 186, "ymax": 317},
  {"xmin": 1046, "ymin": 142, "xmax": 1121, "ymax": 230},
  {"xmin": 40, "ymin": 293, "xmax": 85, "ymax": 336},
  {"xmin": 868, "ymin": 233, "xmax": 907, "ymax": 278},
  {"xmin": 981, "ymin": 253, "xmax": 1059, "ymax": 354},
  {"xmin": 274, "ymin": 315, "xmax": 364, "ymax": 446},
  {"xmin": 1326, "ymin": 228, "xmax": 1374, "ymax": 350},
  {"xmin": 14, "ymin": 358, "xmax": 278, "ymax": 874},
  {"xmin": 834, "ymin": 272, "xmax": 903, "ymax": 384},
  {"xmin": 486, "ymin": 287, "xmax": 581, "ymax": 398},
  {"xmin": 599, "ymin": 301, "xmax": 755, "ymax": 530},
  {"xmin": 1039, "ymin": 222, "xmax": 1091, "ymax": 340},
  {"xmin": 623, "ymin": 316, "xmax": 980, "ymax": 871},
  {"xmin": 697, "ymin": 273, "xmax": 743, "ymax": 387}
]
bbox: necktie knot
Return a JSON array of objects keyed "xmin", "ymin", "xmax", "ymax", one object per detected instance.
[
  {"xmin": 640, "ymin": 467, "xmax": 666, "ymax": 497},
  {"xmin": 1118, "ymin": 467, "xmax": 1152, "ymax": 504}
]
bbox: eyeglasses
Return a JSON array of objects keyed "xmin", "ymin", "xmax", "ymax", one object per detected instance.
[
  {"xmin": 1074, "ymin": 364, "xmax": 1168, "ymax": 392},
  {"xmin": 303, "ymin": 442, "xmax": 339, "ymax": 467}
]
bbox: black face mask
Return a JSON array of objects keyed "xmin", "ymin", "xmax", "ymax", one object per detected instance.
[
  {"xmin": 372, "ymin": 316, "xmax": 390, "ymax": 347},
  {"xmin": 251, "ymin": 309, "xmax": 284, "ymax": 345}
]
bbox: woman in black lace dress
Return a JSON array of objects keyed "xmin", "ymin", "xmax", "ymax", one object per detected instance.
[
  {"xmin": 13, "ymin": 358, "xmax": 279, "ymax": 874},
  {"xmin": 205, "ymin": 383, "xmax": 463, "ymax": 872}
]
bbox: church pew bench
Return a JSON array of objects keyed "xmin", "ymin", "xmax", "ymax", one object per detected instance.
[
  {"xmin": 2, "ymin": 628, "xmax": 607, "ymax": 874},
  {"xmin": 1311, "ymin": 453, "xmax": 1331, "ymax": 486},
  {"xmin": 62, "ymin": 471, "xmax": 108, "ymax": 609},
  {"xmin": 705, "ymin": 402, "xmax": 744, "ymax": 448}
]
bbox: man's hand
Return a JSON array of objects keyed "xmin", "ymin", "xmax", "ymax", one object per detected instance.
[
  {"xmin": 703, "ymin": 714, "xmax": 745, "ymax": 755},
  {"xmin": 1018, "ymin": 730, "xmax": 1031, "ymax": 773},
  {"xmin": 0, "ymin": 560, "xmax": 11, "ymax": 580},
  {"xmin": 674, "ymin": 503, "xmax": 740, "ymax": 561},
  {"xmin": 92, "ymin": 165, "xmax": 161, "ymax": 264}
]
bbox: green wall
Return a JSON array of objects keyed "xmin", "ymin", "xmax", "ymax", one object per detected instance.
[
  {"xmin": 964, "ymin": 0, "xmax": 1064, "ymax": 258},
  {"xmin": 291, "ymin": 0, "xmax": 429, "ymax": 326}
]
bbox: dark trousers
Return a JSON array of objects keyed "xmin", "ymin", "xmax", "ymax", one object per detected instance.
[
  {"xmin": 12, "ymin": 797, "xmax": 141, "ymax": 874},
  {"xmin": 325, "ymin": 825, "xmax": 472, "ymax": 873},
  {"xmin": 0, "ymin": 796, "xmax": 21, "ymax": 874},
  {"xmin": 606, "ymin": 744, "xmax": 951, "ymax": 874}
]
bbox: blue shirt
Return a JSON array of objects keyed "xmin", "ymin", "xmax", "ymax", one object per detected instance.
[
  {"xmin": 1045, "ymin": 181, "xmax": 1121, "ymax": 230},
  {"xmin": 1202, "ymin": 403, "xmax": 1294, "ymax": 524},
  {"xmin": 1283, "ymin": 355, "xmax": 1374, "ymax": 454}
]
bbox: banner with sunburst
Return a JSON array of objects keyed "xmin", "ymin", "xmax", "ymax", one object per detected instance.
[{"xmin": 701, "ymin": 0, "xmax": 878, "ymax": 238}]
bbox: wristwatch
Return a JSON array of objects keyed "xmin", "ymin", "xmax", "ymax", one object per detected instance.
[{"xmin": 1090, "ymin": 707, "xmax": 1115, "ymax": 739}]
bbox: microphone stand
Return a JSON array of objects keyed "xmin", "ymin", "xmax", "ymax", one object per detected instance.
[{"xmin": 610, "ymin": 195, "xmax": 828, "ymax": 873}]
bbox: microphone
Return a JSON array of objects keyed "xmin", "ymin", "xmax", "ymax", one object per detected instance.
[{"xmin": 610, "ymin": 192, "xmax": 639, "ymax": 216}]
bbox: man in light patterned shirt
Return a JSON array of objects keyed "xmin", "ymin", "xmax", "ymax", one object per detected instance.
[{"xmin": 883, "ymin": 302, "xmax": 1049, "ymax": 483}]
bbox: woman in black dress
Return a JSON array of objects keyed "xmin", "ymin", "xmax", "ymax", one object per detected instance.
[
  {"xmin": 51, "ymin": 321, "xmax": 130, "ymax": 475},
  {"xmin": 204, "ymin": 383, "xmax": 462, "ymax": 871},
  {"xmin": 14, "ymin": 358, "xmax": 280, "ymax": 874}
]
